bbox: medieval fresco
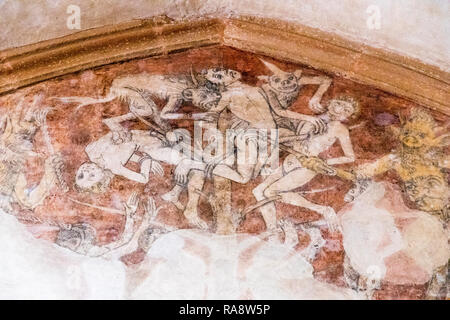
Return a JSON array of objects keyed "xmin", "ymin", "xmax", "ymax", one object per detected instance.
[{"xmin": 0, "ymin": 46, "xmax": 448, "ymax": 299}]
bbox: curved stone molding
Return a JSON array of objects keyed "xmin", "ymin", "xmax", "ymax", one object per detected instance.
[
  {"xmin": 223, "ymin": 17, "xmax": 450, "ymax": 115},
  {"xmin": 0, "ymin": 16, "xmax": 448, "ymax": 115},
  {"xmin": 0, "ymin": 17, "xmax": 223, "ymax": 96}
]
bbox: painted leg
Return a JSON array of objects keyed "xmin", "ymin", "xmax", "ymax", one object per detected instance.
[
  {"xmin": 183, "ymin": 171, "xmax": 208, "ymax": 230},
  {"xmin": 278, "ymin": 191, "xmax": 340, "ymax": 233},
  {"xmin": 263, "ymin": 168, "xmax": 340, "ymax": 232},
  {"xmin": 211, "ymin": 135, "xmax": 258, "ymax": 184},
  {"xmin": 213, "ymin": 176, "xmax": 234, "ymax": 235},
  {"xmin": 252, "ymin": 166, "xmax": 284, "ymax": 233},
  {"xmin": 426, "ymin": 263, "xmax": 448, "ymax": 300},
  {"xmin": 161, "ymin": 184, "xmax": 184, "ymax": 210}
]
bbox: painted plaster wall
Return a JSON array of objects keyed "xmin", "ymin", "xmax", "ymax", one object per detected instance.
[
  {"xmin": 0, "ymin": 47, "xmax": 448, "ymax": 299},
  {"xmin": 0, "ymin": 0, "xmax": 449, "ymax": 71}
]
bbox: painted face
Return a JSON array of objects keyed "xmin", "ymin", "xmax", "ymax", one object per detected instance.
[
  {"xmin": 75, "ymin": 162, "xmax": 106, "ymax": 191},
  {"xmin": 405, "ymin": 175, "xmax": 448, "ymax": 212},
  {"xmin": 268, "ymin": 73, "xmax": 299, "ymax": 93},
  {"xmin": 56, "ymin": 231, "xmax": 83, "ymax": 252},
  {"xmin": 203, "ymin": 68, "xmax": 241, "ymax": 86},
  {"xmin": 328, "ymin": 100, "xmax": 355, "ymax": 121},
  {"xmin": 182, "ymin": 88, "xmax": 221, "ymax": 110},
  {"xmin": 399, "ymin": 124, "xmax": 434, "ymax": 149},
  {"xmin": 4, "ymin": 119, "xmax": 38, "ymax": 155},
  {"xmin": 55, "ymin": 224, "xmax": 96, "ymax": 254}
]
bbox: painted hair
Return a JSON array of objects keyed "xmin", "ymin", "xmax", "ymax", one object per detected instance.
[
  {"xmin": 55, "ymin": 223, "xmax": 97, "ymax": 253},
  {"xmin": 74, "ymin": 162, "xmax": 114, "ymax": 194},
  {"xmin": 328, "ymin": 96, "xmax": 361, "ymax": 119},
  {"xmin": 138, "ymin": 226, "xmax": 165, "ymax": 252}
]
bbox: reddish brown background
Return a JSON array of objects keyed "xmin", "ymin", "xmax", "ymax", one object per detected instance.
[{"xmin": 0, "ymin": 46, "xmax": 448, "ymax": 299}]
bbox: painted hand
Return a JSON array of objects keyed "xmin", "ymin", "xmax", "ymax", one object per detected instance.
[
  {"xmin": 201, "ymin": 112, "xmax": 220, "ymax": 122},
  {"xmin": 321, "ymin": 207, "xmax": 340, "ymax": 233},
  {"xmin": 143, "ymin": 196, "xmax": 161, "ymax": 222},
  {"xmin": 150, "ymin": 160, "xmax": 164, "ymax": 176},
  {"xmin": 123, "ymin": 191, "xmax": 139, "ymax": 217},
  {"xmin": 111, "ymin": 129, "xmax": 132, "ymax": 144},
  {"xmin": 278, "ymin": 219, "xmax": 299, "ymax": 248},
  {"xmin": 32, "ymin": 108, "xmax": 52, "ymax": 127},
  {"xmin": 295, "ymin": 120, "xmax": 314, "ymax": 138},
  {"xmin": 308, "ymin": 98, "xmax": 326, "ymax": 114},
  {"xmin": 301, "ymin": 157, "xmax": 336, "ymax": 176},
  {"xmin": 301, "ymin": 115, "xmax": 327, "ymax": 135},
  {"xmin": 174, "ymin": 159, "xmax": 191, "ymax": 185}
]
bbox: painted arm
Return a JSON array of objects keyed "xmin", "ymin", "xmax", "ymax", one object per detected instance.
[
  {"xmin": 100, "ymin": 213, "xmax": 148, "ymax": 258},
  {"xmin": 160, "ymin": 96, "xmax": 189, "ymax": 120},
  {"xmin": 86, "ymin": 212, "xmax": 138, "ymax": 257},
  {"xmin": 87, "ymin": 192, "xmax": 140, "ymax": 257},
  {"xmin": 110, "ymin": 158, "xmax": 153, "ymax": 184},
  {"xmin": 103, "ymin": 213, "xmax": 137, "ymax": 251},
  {"xmin": 354, "ymin": 154, "xmax": 397, "ymax": 179},
  {"xmin": 279, "ymin": 134, "xmax": 308, "ymax": 144},
  {"xmin": 266, "ymin": 88, "xmax": 315, "ymax": 122},
  {"xmin": 262, "ymin": 86, "xmax": 327, "ymax": 134},
  {"xmin": 279, "ymin": 220, "xmax": 299, "ymax": 249},
  {"xmin": 102, "ymin": 112, "xmax": 136, "ymax": 132},
  {"xmin": 161, "ymin": 96, "xmax": 223, "ymax": 121},
  {"xmin": 299, "ymin": 76, "xmax": 332, "ymax": 113},
  {"xmin": 326, "ymin": 125, "xmax": 355, "ymax": 165},
  {"xmin": 194, "ymin": 96, "xmax": 229, "ymax": 123}
]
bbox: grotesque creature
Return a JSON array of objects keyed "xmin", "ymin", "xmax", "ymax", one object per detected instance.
[
  {"xmin": 252, "ymin": 97, "xmax": 359, "ymax": 234},
  {"xmin": 56, "ymin": 192, "xmax": 140, "ymax": 257},
  {"xmin": 57, "ymin": 70, "xmax": 221, "ymax": 143},
  {"xmin": 258, "ymin": 59, "xmax": 332, "ymax": 136},
  {"xmin": 174, "ymin": 64, "xmax": 328, "ymax": 184},
  {"xmin": 344, "ymin": 107, "xmax": 450, "ymax": 299},
  {"xmin": 171, "ymin": 65, "xmax": 331, "ymax": 233},
  {"xmin": 354, "ymin": 107, "xmax": 449, "ymax": 219},
  {"xmin": 57, "ymin": 194, "xmax": 171, "ymax": 259},
  {"xmin": 0, "ymin": 99, "xmax": 64, "ymax": 213},
  {"xmin": 258, "ymin": 59, "xmax": 332, "ymax": 113}
]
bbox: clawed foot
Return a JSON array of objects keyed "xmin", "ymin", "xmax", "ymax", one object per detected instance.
[
  {"xmin": 278, "ymin": 219, "xmax": 299, "ymax": 248},
  {"xmin": 161, "ymin": 191, "xmax": 185, "ymax": 210},
  {"xmin": 357, "ymin": 274, "xmax": 381, "ymax": 299},
  {"xmin": 260, "ymin": 228, "xmax": 281, "ymax": 244},
  {"xmin": 299, "ymin": 225, "xmax": 326, "ymax": 262},
  {"xmin": 185, "ymin": 215, "xmax": 209, "ymax": 230},
  {"xmin": 184, "ymin": 209, "xmax": 208, "ymax": 230}
]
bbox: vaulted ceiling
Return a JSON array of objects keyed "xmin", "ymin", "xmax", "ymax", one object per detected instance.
[
  {"xmin": 1, "ymin": 0, "xmax": 449, "ymax": 71},
  {"xmin": 1, "ymin": 16, "xmax": 448, "ymax": 116}
]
